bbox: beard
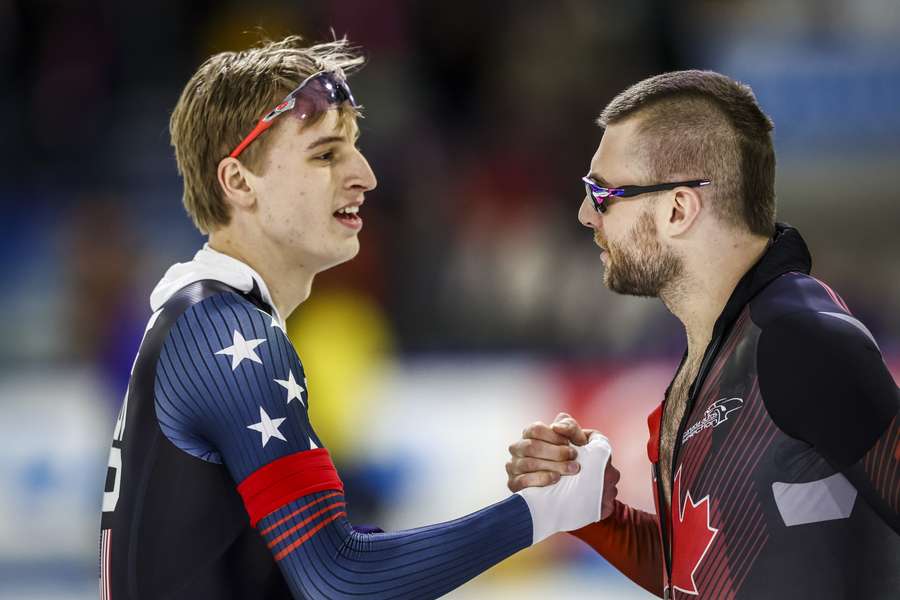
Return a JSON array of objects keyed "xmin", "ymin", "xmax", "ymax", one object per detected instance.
[{"xmin": 598, "ymin": 209, "xmax": 682, "ymax": 297}]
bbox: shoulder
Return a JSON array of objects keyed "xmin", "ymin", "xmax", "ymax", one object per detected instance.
[
  {"xmin": 153, "ymin": 279, "xmax": 303, "ymax": 411},
  {"xmin": 162, "ymin": 283, "xmax": 295, "ymax": 368},
  {"xmin": 750, "ymin": 272, "xmax": 854, "ymax": 328},
  {"xmin": 752, "ymin": 275, "xmax": 896, "ymax": 465},
  {"xmin": 751, "ymin": 272, "xmax": 880, "ymax": 362},
  {"xmin": 153, "ymin": 283, "xmax": 311, "ymax": 466}
]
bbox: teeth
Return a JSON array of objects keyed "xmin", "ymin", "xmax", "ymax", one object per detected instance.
[{"xmin": 336, "ymin": 206, "xmax": 359, "ymax": 215}]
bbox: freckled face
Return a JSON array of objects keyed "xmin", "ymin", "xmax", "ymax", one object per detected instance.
[{"xmin": 251, "ymin": 110, "xmax": 377, "ymax": 274}]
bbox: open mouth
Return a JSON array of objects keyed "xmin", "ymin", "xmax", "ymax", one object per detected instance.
[{"xmin": 334, "ymin": 204, "xmax": 362, "ymax": 229}]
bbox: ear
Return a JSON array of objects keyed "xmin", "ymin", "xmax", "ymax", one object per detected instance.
[
  {"xmin": 664, "ymin": 186, "xmax": 702, "ymax": 237},
  {"xmin": 216, "ymin": 157, "xmax": 257, "ymax": 211}
]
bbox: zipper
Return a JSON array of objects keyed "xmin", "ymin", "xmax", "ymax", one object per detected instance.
[
  {"xmin": 660, "ymin": 334, "xmax": 724, "ymax": 584},
  {"xmin": 653, "ymin": 462, "xmax": 672, "ymax": 591}
]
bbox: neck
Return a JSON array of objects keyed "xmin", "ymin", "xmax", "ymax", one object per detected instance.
[
  {"xmin": 208, "ymin": 230, "xmax": 316, "ymax": 319},
  {"xmin": 660, "ymin": 233, "xmax": 769, "ymax": 356}
]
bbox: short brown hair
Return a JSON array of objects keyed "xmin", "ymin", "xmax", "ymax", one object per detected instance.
[
  {"xmin": 599, "ymin": 70, "xmax": 776, "ymax": 236},
  {"xmin": 170, "ymin": 36, "xmax": 364, "ymax": 234}
]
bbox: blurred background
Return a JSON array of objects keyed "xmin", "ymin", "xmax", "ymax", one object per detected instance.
[{"xmin": 1, "ymin": 0, "xmax": 899, "ymax": 598}]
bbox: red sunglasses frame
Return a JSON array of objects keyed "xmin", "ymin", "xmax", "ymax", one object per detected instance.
[{"xmin": 228, "ymin": 70, "xmax": 357, "ymax": 159}]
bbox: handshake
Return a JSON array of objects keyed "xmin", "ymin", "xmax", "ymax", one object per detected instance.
[{"xmin": 506, "ymin": 413, "xmax": 621, "ymax": 544}]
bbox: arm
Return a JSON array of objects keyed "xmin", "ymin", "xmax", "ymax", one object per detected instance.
[
  {"xmin": 507, "ymin": 415, "xmax": 664, "ymax": 597},
  {"xmin": 758, "ymin": 310, "xmax": 900, "ymax": 533},
  {"xmin": 571, "ymin": 502, "xmax": 664, "ymax": 597},
  {"xmin": 155, "ymin": 295, "xmax": 611, "ymax": 599}
]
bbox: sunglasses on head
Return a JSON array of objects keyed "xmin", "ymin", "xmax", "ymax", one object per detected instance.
[
  {"xmin": 228, "ymin": 69, "xmax": 357, "ymax": 159},
  {"xmin": 582, "ymin": 176, "xmax": 711, "ymax": 214}
]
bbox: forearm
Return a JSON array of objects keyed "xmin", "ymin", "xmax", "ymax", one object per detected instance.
[
  {"xmin": 262, "ymin": 491, "xmax": 533, "ymax": 599},
  {"xmin": 570, "ymin": 500, "xmax": 664, "ymax": 597}
]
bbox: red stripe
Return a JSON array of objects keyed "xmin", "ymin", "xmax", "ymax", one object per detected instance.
[
  {"xmin": 275, "ymin": 511, "xmax": 346, "ymax": 561},
  {"xmin": 813, "ymin": 277, "xmax": 849, "ymax": 312},
  {"xmin": 107, "ymin": 530, "xmax": 111, "ymax": 600},
  {"xmin": 99, "ymin": 530, "xmax": 104, "ymax": 600},
  {"xmin": 237, "ymin": 448, "xmax": 344, "ymax": 527},
  {"xmin": 259, "ymin": 492, "xmax": 343, "ymax": 536},
  {"xmin": 101, "ymin": 529, "xmax": 110, "ymax": 600},
  {"xmin": 267, "ymin": 502, "xmax": 346, "ymax": 548}
]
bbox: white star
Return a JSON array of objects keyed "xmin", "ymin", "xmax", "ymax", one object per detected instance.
[
  {"xmin": 275, "ymin": 371, "xmax": 305, "ymax": 406},
  {"xmin": 257, "ymin": 308, "xmax": 286, "ymax": 333},
  {"xmin": 215, "ymin": 330, "xmax": 265, "ymax": 370},
  {"xmin": 246, "ymin": 407, "xmax": 287, "ymax": 447}
]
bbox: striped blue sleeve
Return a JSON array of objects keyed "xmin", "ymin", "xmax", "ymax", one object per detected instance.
[
  {"xmin": 260, "ymin": 491, "xmax": 532, "ymax": 599},
  {"xmin": 153, "ymin": 291, "xmax": 533, "ymax": 599}
]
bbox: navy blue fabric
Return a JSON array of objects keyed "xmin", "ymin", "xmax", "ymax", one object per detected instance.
[
  {"xmin": 753, "ymin": 271, "xmax": 899, "ymax": 534},
  {"xmin": 153, "ymin": 290, "xmax": 533, "ymax": 598},
  {"xmin": 260, "ymin": 491, "xmax": 532, "ymax": 600},
  {"xmin": 753, "ymin": 272, "xmax": 897, "ymax": 468},
  {"xmin": 155, "ymin": 292, "xmax": 319, "ymax": 478}
]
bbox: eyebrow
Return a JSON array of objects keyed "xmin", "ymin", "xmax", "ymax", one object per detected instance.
[
  {"xmin": 306, "ymin": 136, "xmax": 346, "ymax": 150},
  {"xmin": 305, "ymin": 128, "xmax": 362, "ymax": 151}
]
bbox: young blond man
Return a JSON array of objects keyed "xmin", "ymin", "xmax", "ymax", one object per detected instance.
[{"xmin": 98, "ymin": 37, "xmax": 617, "ymax": 599}]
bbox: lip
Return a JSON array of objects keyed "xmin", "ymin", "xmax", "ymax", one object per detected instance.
[
  {"xmin": 334, "ymin": 212, "xmax": 363, "ymax": 231},
  {"xmin": 335, "ymin": 198, "xmax": 364, "ymax": 212},
  {"xmin": 333, "ymin": 198, "xmax": 364, "ymax": 231}
]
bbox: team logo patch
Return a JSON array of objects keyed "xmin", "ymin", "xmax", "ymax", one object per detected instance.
[{"xmin": 682, "ymin": 397, "xmax": 743, "ymax": 444}]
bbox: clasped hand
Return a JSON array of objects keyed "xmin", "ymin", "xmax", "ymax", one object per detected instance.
[{"xmin": 507, "ymin": 412, "xmax": 620, "ymax": 520}]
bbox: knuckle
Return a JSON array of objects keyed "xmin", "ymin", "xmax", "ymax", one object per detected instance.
[
  {"xmin": 525, "ymin": 421, "xmax": 546, "ymax": 437},
  {"xmin": 509, "ymin": 440, "xmax": 526, "ymax": 457}
]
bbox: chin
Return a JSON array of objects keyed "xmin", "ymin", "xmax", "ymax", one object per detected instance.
[{"xmin": 318, "ymin": 241, "xmax": 360, "ymax": 272}]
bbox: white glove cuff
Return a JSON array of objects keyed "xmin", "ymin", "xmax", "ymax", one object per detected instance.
[{"xmin": 516, "ymin": 432, "xmax": 612, "ymax": 545}]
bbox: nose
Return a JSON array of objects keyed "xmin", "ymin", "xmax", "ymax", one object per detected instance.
[
  {"xmin": 349, "ymin": 147, "xmax": 377, "ymax": 193},
  {"xmin": 578, "ymin": 196, "xmax": 600, "ymax": 229}
]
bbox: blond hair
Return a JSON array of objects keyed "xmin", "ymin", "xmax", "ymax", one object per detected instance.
[{"xmin": 169, "ymin": 36, "xmax": 364, "ymax": 233}]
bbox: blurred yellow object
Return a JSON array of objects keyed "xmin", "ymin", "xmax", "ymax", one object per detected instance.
[{"xmin": 287, "ymin": 288, "xmax": 393, "ymax": 461}]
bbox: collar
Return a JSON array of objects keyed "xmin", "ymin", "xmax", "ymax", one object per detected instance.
[
  {"xmin": 711, "ymin": 222, "xmax": 812, "ymax": 341},
  {"xmin": 149, "ymin": 243, "xmax": 286, "ymax": 329}
]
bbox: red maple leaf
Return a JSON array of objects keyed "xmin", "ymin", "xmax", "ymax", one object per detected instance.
[{"xmin": 671, "ymin": 467, "xmax": 718, "ymax": 595}]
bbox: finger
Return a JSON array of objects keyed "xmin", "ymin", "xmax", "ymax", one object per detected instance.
[
  {"xmin": 551, "ymin": 418, "xmax": 588, "ymax": 446},
  {"xmin": 521, "ymin": 421, "xmax": 571, "ymax": 445},
  {"xmin": 508, "ymin": 456, "xmax": 581, "ymax": 477},
  {"xmin": 508, "ymin": 471, "xmax": 560, "ymax": 492},
  {"xmin": 509, "ymin": 438, "xmax": 577, "ymax": 461}
]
